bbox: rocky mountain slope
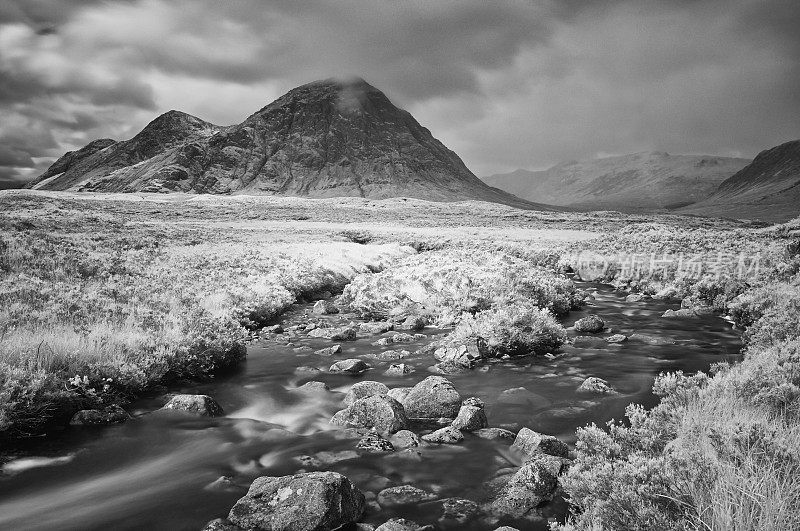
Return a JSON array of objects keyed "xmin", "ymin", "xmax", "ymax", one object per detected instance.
[
  {"xmin": 482, "ymin": 151, "xmax": 750, "ymax": 212},
  {"xmin": 25, "ymin": 78, "xmax": 541, "ymax": 209},
  {"xmin": 679, "ymin": 140, "xmax": 800, "ymax": 222}
]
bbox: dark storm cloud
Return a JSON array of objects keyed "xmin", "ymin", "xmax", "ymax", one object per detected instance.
[{"xmin": 0, "ymin": 0, "xmax": 798, "ymax": 182}]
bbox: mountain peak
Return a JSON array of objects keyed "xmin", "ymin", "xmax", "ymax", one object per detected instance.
[{"xmin": 26, "ymin": 79, "xmax": 542, "ymax": 209}]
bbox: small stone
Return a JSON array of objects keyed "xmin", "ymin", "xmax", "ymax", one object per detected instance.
[
  {"xmin": 574, "ymin": 314, "xmax": 605, "ymax": 333},
  {"xmin": 421, "ymin": 426, "xmax": 464, "ymax": 444},
  {"xmin": 330, "ymin": 358, "xmax": 370, "ymax": 374},
  {"xmin": 308, "ymin": 326, "xmax": 357, "ymax": 341},
  {"xmin": 368, "ymin": 350, "xmax": 408, "ymax": 360},
  {"xmin": 344, "ymin": 381, "xmax": 390, "ymax": 405},
  {"xmin": 511, "ymin": 427, "xmax": 570, "ymax": 458},
  {"xmin": 577, "ymin": 376, "xmax": 615, "ymax": 394},
  {"xmin": 605, "ymin": 334, "xmax": 628, "ymax": 343},
  {"xmin": 375, "ymin": 518, "xmax": 424, "ymax": 531},
  {"xmin": 662, "ymin": 308, "xmax": 698, "ymax": 318},
  {"xmin": 314, "ymin": 344, "xmax": 342, "ymax": 356},
  {"xmin": 625, "ymin": 293, "xmax": 647, "ymax": 302},
  {"xmin": 451, "ymin": 405, "xmax": 488, "ymax": 432},
  {"xmin": 384, "ymin": 363, "xmax": 414, "ymax": 376},
  {"xmin": 161, "ymin": 394, "xmax": 224, "ymax": 417},
  {"xmin": 262, "ymin": 324, "xmax": 283, "ymax": 334},
  {"xmin": 377, "ymin": 485, "xmax": 436, "ymax": 507}
]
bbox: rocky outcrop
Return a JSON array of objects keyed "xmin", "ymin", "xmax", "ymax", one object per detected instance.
[
  {"xmin": 225, "ymin": 471, "xmax": 365, "ymax": 531},
  {"xmin": 27, "ymin": 78, "xmax": 542, "ymax": 209}
]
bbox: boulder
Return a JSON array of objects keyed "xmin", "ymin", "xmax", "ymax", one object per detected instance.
[
  {"xmin": 511, "ymin": 427, "xmax": 570, "ymax": 458},
  {"xmin": 331, "ymin": 395, "xmax": 409, "ymax": 433},
  {"xmin": 387, "ymin": 387, "xmax": 412, "ymax": 402},
  {"xmin": 605, "ymin": 334, "xmax": 628, "ymax": 343},
  {"xmin": 70, "ymin": 405, "xmax": 130, "ymax": 426},
  {"xmin": 401, "ymin": 376, "xmax": 462, "ymax": 418},
  {"xmin": 577, "ymin": 376, "xmax": 615, "ymax": 394},
  {"xmin": 359, "ymin": 321, "xmax": 394, "ymax": 335},
  {"xmin": 308, "ymin": 326, "xmax": 357, "ymax": 341},
  {"xmin": 625, "ymin": 293, "xmax": 647, "ymax": 302},
  {"xmin": 262, "ymin": 324, "xmax": 284, "ymax": 334},
  {"xmin": 377, "ymin": 485, "xmax": 436, "ymax": 507},
  {"xmin": 391, "ymin": 429, "xmax": 422, "ymax": 449},
  {"xmin": 451, "ymin": 405, "xmax": 488, "ymax": 432},
  {"xmin": 227, "ymin": 471, "xmax": 365, "ymax": 530},
  {"xmin": 329, "ymin": 359, "xmax": 370, "ymax": 374},
  {"xmin": 474, "ymin": 428, "xmax": 516, "ymax": 443},
  {"xmin": 368, "ymin": 349, "xmax": 409, "ymax": 360},
  {"xmin": 384, "ymin": 363, "xmax": 414, "ymax": 376},
  {"xmin": 489, "ymin": 457, "xmax": 559, "ymax": 517},
  {"xmin": 314, "ymin": 344, "xmax": 342, "ymax": 356},
  {"xmin": 312, "ymin": 300, "xmax": 339, "ymax": 315},
  {"xmin": 344, "ymin": 381, "xmax": 389, "ymax": 406},
  {"xmin": 430, "ymin": 361, "xmax": 471, "ymax": 375},
  {"xmin": 573, "ymin": 314, "xmax": 605, "ymax": 333},
  {"xmin": 421, "ymin": 426, "xmax": 463, "ymax": 444},
  {"xmin": 161, "ymin": 394, "xmax": 224, "ymax": 417},
  {"xmin": 356, "ymin": 431, "xmax": 395, "ymax": 453}
]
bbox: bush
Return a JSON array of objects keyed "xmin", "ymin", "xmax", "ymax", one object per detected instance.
[{"xmin": 446, "ymin": 302, "xmax": 566, "ymax": 357}]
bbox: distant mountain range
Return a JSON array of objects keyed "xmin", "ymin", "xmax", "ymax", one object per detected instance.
[
  {"xmin": 482, "ymin": 151, "xmax": 751, "ymax": 212},
  {"xmin": 24, "ymin": 78, "xmax": 543, "ymax": 210},
  {"xmin": 679, "ymin": 140, "xmax": 800, "ymax": 222}
]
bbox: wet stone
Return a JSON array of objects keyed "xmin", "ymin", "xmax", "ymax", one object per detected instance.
[
  {"xmin": 331, "ymin": 395, "xmax": 409, "ymax": 434},
  {"xmin": 401, "ymin": 376, "xmax": 462, "ymax": 419},
  {"xmin": 391, "ymin": 429, "xmax": 421, "ymax": 449},
  {"xmin": 295, "ymin": 381, "xmax": 329, "ymax": 393},
  {"xmin": 314, "ymin": 344, "xmax": 342, "ymax": 356},
  {"xmin": 451, "ymin": 405, "xmax": 488, "ymax": 432},
  {"xmin": 70, "ymin": 405, "xmax": 130, "ymax": 426},
  {"xmin": 161, "ymin": 394, "xmax": 224, "ymax": 417},
  {"xmin": 359, "ymin": 321, "xmax": 394, "ymax": 335},
  {"xmin": 357, "ymin": 431, "xmax": 395, "ymax": 453},
  {"xmin": 577, "ymin": 376, "xmax": 615, "ymax": 394},
  {"xmin": 375, "ymin": 518, "xmax": 427, "ymax": 531},
  {"xmin": 511, "ymin": 427, "xmax": 570, "ymax": 458},
  {"xmin": 489, "ymin": 457, "xmax": 559, "ymax": 517},
  {"xmin": 329, "ymin": 358, "xmax": 370, "ymax": 374},
  {"xmin": 573, "ymin": 314, "xmax": 605, "ymax": 333},
  {"xmin": 474, "ymin": 428, "xmax": 516, "ymax": 443},
  {"xmin": 377, "ymin": 485, "xmax": 436, "ymax": 507},
  {"xmin": 421, "ymin": 426, "xmax": 464, "ymax": 444},
  {"xmin": 312, "ymin": 299, "xmax": 339, "ymax": 315},
  {"xmin": 387, "ymin": 387, "xmax": 412, "ymax": 402},
  {"xmin": 344, "ymin": 381, "xmax": 389, "ymax": 405},
  {"xmin": 440, "ymin": 497, "xmax": 482, "ymax": 523},
  {"xmin": 605, "ymin": 334, "xmax": 628, "ymax": 343},
  {"xmin": 384, "ymin": 363, "xmax": 414, "ymax": 376}
]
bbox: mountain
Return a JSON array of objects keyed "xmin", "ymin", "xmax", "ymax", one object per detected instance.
[
  {"xmin": 679, "ymin": 140, "xmax": 800, "ymax": 222},
  {"xmin": 482, "ymin": 151, "xmax": 750, "ymax": 212},
  {"xmin": 25, "ymin": 78, "xmax": 542, "ymax": 209}
]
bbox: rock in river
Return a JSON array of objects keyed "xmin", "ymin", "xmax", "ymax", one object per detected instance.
[
  {"xmin": 511, "ymin": 427, "xmax": 570, "ymax": 458},
  {"xmin": 451, "ymin": 405, "xmax": 488, "ymax": 432},
  {"xmin": 356, "ymin": 431, "xmax": 395, "ymax": 453},
  {"xmin": 70, "ymin": 405, "xmax": 130, "ymax": 426},
  {"xmin": 308, "ymin": 326, "xmax": 357, "ymax": 341},
  {"xmin": 312, "ymin": 299, "xmax": 339, "ymax": 315},
  {"xmin": 331, "ymin": 395, "xmax": 409, "ymax": 433},
  {"xmin": 489, "ymin": 455, "xmax": 559, "ymax": 517},
  {"xmin": 577, "ymin": 376, "xmax": 615, "ymax": 394},
  {"xmin": 400, "ymin": 376, "xmax": 462, "ymax": 418},
  {"xmin": 329, "ymin": 358, "xmax": 370, "ymax": 374},
  {"xmin": 161, "ymin": 394, "xmax": 224, "ymax": 417},
  {"xmin": 377, "ymin": 485, "xmax": 436, "ymax": 507},
  {"xmin": 573, "ymin": 314, "xmax": 605, "ymax": 333},
  {"xmin": 421, "ymin": 426, "xmax": 464, "ymax": 444},
  {"xmin": 344, "ymin": 381, "xmax": 389, "ymax": 405},
  {"xmin": 226, "ymin": 471, "xmax": 365, "ymax": 531}
]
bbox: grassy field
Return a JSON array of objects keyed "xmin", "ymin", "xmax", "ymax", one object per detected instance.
[{"xmin": 1, "ymin": 190, "xmax": 798, "ymax": 530}]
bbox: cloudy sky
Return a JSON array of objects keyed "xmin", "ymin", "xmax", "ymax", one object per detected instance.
[{"xmin": 1, "ymin": 0, "xmax": 798, "ymax": 187}]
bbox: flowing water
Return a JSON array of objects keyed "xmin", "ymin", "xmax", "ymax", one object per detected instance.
[{"xmin": 0, "ymin": 283, "xmax": 742, "ymax": 531}]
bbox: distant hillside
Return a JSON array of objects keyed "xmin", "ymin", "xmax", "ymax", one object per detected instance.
[
  {"xmin": 25, "ymin": 77, "xmax": 544, "ymax": 210},
  {"xmin": 482, "ymin": 151, "xmax": 750, "ymax": 212},
  {"xmin": 679, "ymin": 140, "xmax": 800, "ymax": 222}
]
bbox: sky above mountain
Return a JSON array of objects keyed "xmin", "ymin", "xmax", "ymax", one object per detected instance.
[{"xmin": 1, "ymin": 0, "xmax": 798, "ymax": 188}]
